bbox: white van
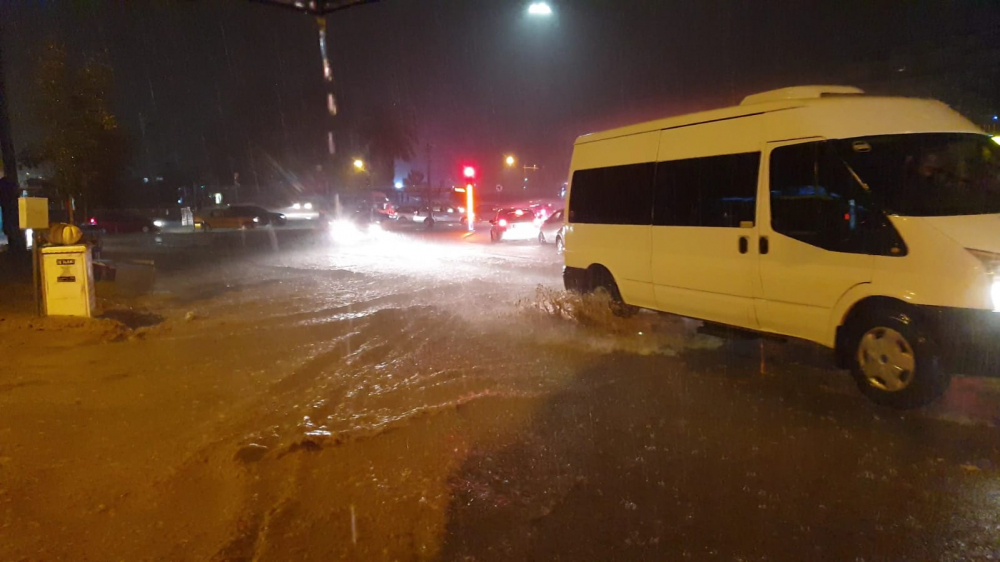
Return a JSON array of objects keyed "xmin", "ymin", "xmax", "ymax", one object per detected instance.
[{"xmin": 562, "ymin": 85, "xmax": 1000, "ymax": 409}]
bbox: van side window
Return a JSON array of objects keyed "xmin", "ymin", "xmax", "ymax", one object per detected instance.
[
  {"xmin": 568, "ymin": 162, "xmax": 654, "ymax": 225},
  {"xmin": 653, "ymin": 152, "xmax": 760, "ymax": 227},
  {"xmin": 769, "ymin": 142, "xmax": 904, "ymax": 256}
]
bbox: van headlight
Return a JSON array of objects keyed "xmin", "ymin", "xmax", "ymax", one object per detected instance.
[{"xmin": 967, "ymin": 249, "xmax": 1000, "ymax": 311}]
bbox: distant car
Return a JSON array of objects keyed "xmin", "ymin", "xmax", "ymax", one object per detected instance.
[
  {"xmin": 489, "ymin": 208, "xmax": 539, "ymax": 243},
  {"xmin": 194, "ymin": 207, "xmax": 259, "ymax": 230},
  {"xmin": 395, "ymin": 205, "xmax": 418, "ymax": 222},
  {"xmin": 412, "ymin": 204, "xmax": 464, "ymax": 229},
  {"xmin": 280, "ymin": 200, "xmax": 321, "ymax": 220},
  {"xmin": 228, "ymin": 205, "xmax": 286, "ymax": 226},
  {"xmin": 85, "ymin": 212, "xmax": 159, "ymax": 234},
  {"xmin": 537, "ymin": 208, "xmax": 565, "ymax": 247}
]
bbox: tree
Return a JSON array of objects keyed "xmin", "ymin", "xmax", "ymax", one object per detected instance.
[
  {"xmin": 357, "ymin": 108, "xmax": 415, "ymax": 191},
  {"xmin": 32, "ymin": 42, "xmax": 128, "ymax": 221},
  {"xmin": 404, "ymin": 169, "xmax": 424, "ymax": 188}
]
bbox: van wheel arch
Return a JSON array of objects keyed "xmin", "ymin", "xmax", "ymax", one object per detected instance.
[{"xmin": 586, "ymin": 264, "xmax": 637, "ymax": 317}]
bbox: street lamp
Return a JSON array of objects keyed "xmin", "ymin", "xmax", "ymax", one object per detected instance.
[
  {"xmin": 527, "ymin": 2, "xmax": 552, "ymax": 16},
  {"xmin": 353, "ymin": 158, "xmax": 365, "ymax": 170},
  {"xmin": 505, "ymin": 155, "xmax": 516, "ymax": 167}
]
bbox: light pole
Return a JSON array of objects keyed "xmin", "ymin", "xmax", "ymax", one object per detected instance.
[
  {"xmin": 504, "ymin": 155, "xmax": 540, "ymax": 190},
  {"xmin": 352, "ymin": 158, "xmax": 371, "ymax": 190}
]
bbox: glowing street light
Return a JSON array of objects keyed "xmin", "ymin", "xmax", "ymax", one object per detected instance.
[
  {"xmin": 505, "ymin": 155, "xmax": 516, "ymax": 166},
  {"xmin": 353, "ymin": 159, "xmax": 365, "ymax": 170},
  {"xmin": 527, "ymin": 2, "xmax": 552, "ymax": 16}
]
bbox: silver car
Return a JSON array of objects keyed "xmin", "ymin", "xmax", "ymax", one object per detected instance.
[
  {"xmin": 412, "ymin": 205, "xmax": 464, "ymax": 229},
  {"xmin": 537, "ymin": 208, "xmax": 565, "ymax": 249}
]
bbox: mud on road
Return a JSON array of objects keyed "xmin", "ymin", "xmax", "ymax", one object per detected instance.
[{"xmin": 1, "ymin": 229, "xmax": 999, "ymax": 561}]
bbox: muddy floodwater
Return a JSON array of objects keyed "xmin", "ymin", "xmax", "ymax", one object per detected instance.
[{"xmin": 2, "ymin": 227, "xmax": 999, "ymax": 561}]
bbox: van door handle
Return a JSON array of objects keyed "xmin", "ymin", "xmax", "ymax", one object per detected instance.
[
  {"xmin": 738, "ymin": 236, "xmax": 749, "ymax": 254},
  {"xmin": 760, "ymin": 236, "xmax": 770, "ymax": 255}
]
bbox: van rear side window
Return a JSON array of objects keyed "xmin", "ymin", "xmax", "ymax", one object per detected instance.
[
  {"xmin": 568, "ymin": 162, "xmax": 655, "ymax": 225},
  {"xmin": 653, "ymin": 152, "xmax": 760, "ymax": 227}
]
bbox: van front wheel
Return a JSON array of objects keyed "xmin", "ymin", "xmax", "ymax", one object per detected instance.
[{"xmin": 846, "ymin": 308, "xmax": 950, "ymax": 409}]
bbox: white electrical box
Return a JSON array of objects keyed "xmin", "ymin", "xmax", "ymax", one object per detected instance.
[
  {"xmin": 41, "ymin": 245, "xmax": 95, "ymax": 317},
  {"xmin": 18, "ymin": 197, "xmax": 49, "ymax": 230}
]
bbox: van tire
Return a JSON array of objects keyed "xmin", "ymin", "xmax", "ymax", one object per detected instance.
[
  {"xmin": 844, "ymin": 307, "xmax": 950, "ymax": 409},
  {"xmin": 589, "ymin": 266, "xmax": 637, "ymax": 318}
]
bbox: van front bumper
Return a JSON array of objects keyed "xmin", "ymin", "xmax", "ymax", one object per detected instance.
[{"xmin": 925, "ymin": 306, "xmax": 1000, "ymax": 377}]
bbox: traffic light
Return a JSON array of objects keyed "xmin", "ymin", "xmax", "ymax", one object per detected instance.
[{"xmin": 460, "ymin": 166, "xmax": 476, "ymax": 231}]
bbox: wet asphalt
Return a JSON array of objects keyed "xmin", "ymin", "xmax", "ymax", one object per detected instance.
[{"xmin": 53, "ymin": 223, "xmax": 1000, "ymax": 559}]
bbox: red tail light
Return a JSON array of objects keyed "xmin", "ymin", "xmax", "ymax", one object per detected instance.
[
  {"xmin": 89, "ymin": 217, "xmax": 97, "ymax": 225},
  {"xmin": 498, "ymin": 218, "xmax": 508, "ymax": 227}
]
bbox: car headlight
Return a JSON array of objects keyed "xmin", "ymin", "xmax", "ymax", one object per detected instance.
[
  {"xmin": 152, "ymin": 219, "xmax": 165, "ymax": 228},
  {"xmin": 967, "ymin": 249, "xmax": 1000, "ymax": 311},
  {"xmin": 293, "ymin": 203, "xmax": 302, "ymax": 209},
  {"xmin": 253, "ymin": 216, "xmax": 259, "ymax": 223},
  {"xmin": 304, "ymin": 202, "xmax": 313, "ymax": 210}
]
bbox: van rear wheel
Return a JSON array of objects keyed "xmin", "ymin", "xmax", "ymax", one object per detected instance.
[
  {"xmin": 589, "ymin": 267, "xmax": 637, "ymax": 318},
  {"xmin": 845, "ymin": 308, "xmax": 950, "ymax": 409}
]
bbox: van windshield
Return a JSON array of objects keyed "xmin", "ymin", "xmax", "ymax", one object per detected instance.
[{"xmin": 833, "ymin": 133, "xmax": 1000, "ymax": 217}]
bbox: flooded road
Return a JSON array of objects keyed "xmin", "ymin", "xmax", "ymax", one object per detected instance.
[{"xmin": 2, "ymin": 224, "xmax": 999, "ymax": 561}]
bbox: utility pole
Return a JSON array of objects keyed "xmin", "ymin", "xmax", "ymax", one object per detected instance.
[
  {"xmin": 424, "ymin": 142, "xmax": 432, "ymax": 203},
  {"xmin": 0, "ymin": 18, "xmax": 26, "ymax": 253},
  {"xmin": 0, "ymin": 19, "xmax": 19, "ymax": 184}
]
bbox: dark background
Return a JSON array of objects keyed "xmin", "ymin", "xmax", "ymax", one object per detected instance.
[{"xmin": 2, "ymin": 0, "xmax": 998, "ymax": 198}]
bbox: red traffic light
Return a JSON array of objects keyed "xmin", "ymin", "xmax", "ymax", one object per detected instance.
[{"xmin": 463, "ymin": 166, "xmax": 476, "ymax": 179}]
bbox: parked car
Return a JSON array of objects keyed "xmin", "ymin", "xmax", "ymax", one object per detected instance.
[
  {"xmin": 228, "ymin": 205, "xmax": 286, "ymax": 226},
  {"xmin": 85, "ymin": 212, "xmax": 159, "ymax": 234},
  {"xmin": 194, "ymin": 207, "xmax": 259, "ymax": 230},
  {"xmin": 489, "ymin": 208, "xmax": 539, "ymax": 243},
  {"xmin": 537, "ymin": 208, "xmax": 565, "ymax": 247}
]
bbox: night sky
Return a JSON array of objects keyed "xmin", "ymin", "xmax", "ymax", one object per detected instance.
[{"xmin": 2, "ymin": 0, "xmax": 999, "ymax": 195}]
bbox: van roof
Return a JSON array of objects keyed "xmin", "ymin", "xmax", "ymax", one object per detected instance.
[{"xmin": 574, "ymin": 85, "xmax": 979, "ymax": 145}]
